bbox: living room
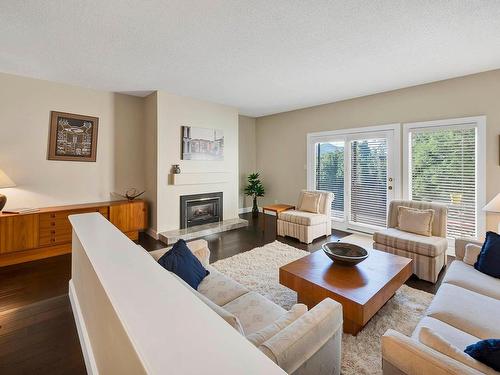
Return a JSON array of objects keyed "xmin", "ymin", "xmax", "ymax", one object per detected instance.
[{"xmin": 1, "ymin": 2, "xmax": 500, "ymax": 375}]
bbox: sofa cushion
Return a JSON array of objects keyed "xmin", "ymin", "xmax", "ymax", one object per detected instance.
[
  {"xmin": 223, "ymin": 292, "xmax": 286, "ymax": 336},
  {"xmin": 397, "ymin": 206, "xmax": 434, "ymax": 237},
  {"xmin": 157, "ymin": 239, "xmax": 209, "ymax": 289},
  {"xmin": 443, "ymin": 261, "xmax": 500, "ymax": 300},
  {"xmin": 413, "ymin": 317, "xmax": 481, "ymax": 350},
  {"xmin": 419, "ymin": 327, "xmax": 498, "ymax": 375},
  {"xmin": 426, "ymin": 283, "xmax": 500, "ymax": 339},
  {"xmin": 169, "ymin": 271, "xmax": 244, "ymax": 335},
  {"xmin": 278, "ymin": 210, "xmax": 328, "ymax": 226},
  {"xmin": 247, "ymin": 304, "xmax": 308, "ymax": 347},
  {"xmin": 464, "ymin": 244, "xmax": 482, "ymax": 266},
  {"xmin": 373, "ymin": 227, "xmax": 448, "ymax": 257},
  {"xmin": 197, "ymin": 266, "xmax": 249, "ymax": 306},
  {"xmin": 475, "ymin": 231, "xmax": 500, "ymax": 278}
]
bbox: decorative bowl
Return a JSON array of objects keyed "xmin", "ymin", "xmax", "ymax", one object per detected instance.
[{"xmin": 321, "ymin": 242, "xmax": 369, "ymax": 266}]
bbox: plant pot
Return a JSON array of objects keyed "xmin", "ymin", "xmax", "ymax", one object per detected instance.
[{"xmin": 252, "ymin": 197, "xmax": 259, "ymax": 216}]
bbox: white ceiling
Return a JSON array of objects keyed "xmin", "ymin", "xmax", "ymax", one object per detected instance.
[{"xmin": 1, "ymin": 1, "xmax": 500, "ymax": 117}]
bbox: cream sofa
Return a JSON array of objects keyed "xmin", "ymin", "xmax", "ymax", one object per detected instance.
[
  {"xmin": 373, "ymin": 200, "xmax": 448, "ymax": 283},
  {"xmin": 381, "ymin": 238, "xmax": 500, "ymax": 375},
  {"xmin": 151, "ymin": 239, "xmax": 343, "ymax": 375},
  {"xmin": 277, "ymin": 190, "xmax": 333, "ymax": 244}
]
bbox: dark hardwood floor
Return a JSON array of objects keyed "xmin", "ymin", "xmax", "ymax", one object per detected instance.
[{"xmin": 0, "ymin": 212, "xmax": 451, "ymax": 373}]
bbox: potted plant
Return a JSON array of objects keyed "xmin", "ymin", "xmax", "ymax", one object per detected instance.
[{"xmin": 244, "ymin": 172, "xmax": 265, "ymax": 216}]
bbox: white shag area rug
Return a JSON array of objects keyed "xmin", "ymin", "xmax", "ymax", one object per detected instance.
[{"xmin": 211, "ymin": 238, "xmax": 433, "ymax": 375}]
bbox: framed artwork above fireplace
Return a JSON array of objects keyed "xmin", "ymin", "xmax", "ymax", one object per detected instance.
[{"xmin": 181, "ymin": 126, "xmax": 224, "ymax": 161}]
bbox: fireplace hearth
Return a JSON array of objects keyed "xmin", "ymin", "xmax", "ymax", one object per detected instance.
[{"xmin": 180, "ymin": 192, "xmax": 223, "ymax": 229}]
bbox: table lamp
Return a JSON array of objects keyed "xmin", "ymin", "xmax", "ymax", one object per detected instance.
[
  {"xmin": 0, "ymin": 169, "xmax": 16, "ymax": 211},
  {"xmin": 483, "ymin": 193, "xmax": 500, "ymax": 233}
]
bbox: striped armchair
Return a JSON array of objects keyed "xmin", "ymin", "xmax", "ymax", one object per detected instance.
[
  {"xmin": 277, "ymin": 190, "xmax": 333, "ymax": 244},
  {"xmin": 373, "ymin": 200, "xmax": 448, "ymax": 283}
]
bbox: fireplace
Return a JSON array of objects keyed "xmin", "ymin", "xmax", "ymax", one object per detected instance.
[{"xmin": 180, "ymin": 192, "xmax": 223, "ymax": 229}]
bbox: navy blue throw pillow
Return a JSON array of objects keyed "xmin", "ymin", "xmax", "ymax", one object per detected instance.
[
  {"xmin": 474, "ymin": 231, "xmax": 500, "ymax": 278},
  {"xmin": 157, "ymin": 239, "xmax": 209, "ymax": 289},
  {"xmin": 465, "ymin": 339, "xmax": 500, "ymax": 371}
]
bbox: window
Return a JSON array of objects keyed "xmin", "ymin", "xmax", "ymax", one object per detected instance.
[
  {"xmin": 404, "ymin": 117, "xmax": 486, "ymax": 239},
  {"xmin": 315, "ymin": 141, "xmax": 345, "ymax": 219}
]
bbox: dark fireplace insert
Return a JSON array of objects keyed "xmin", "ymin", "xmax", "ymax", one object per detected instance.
[{"xmin": 180, "ymin": 192, "xmax": 223, "ymax": 229}]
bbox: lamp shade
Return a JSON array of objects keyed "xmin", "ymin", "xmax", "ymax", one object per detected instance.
[
  {"xmin": 483, "ymin": 193, "xmax": 500, "ymax": 213},
  {"xmin": 0, "ymin": 169, "xmax": 15, "ymax": 189}
]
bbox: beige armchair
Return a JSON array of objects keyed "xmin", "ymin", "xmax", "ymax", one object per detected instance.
[
  {"xmin": 373, "ymin": 200, "xmax": 448, "ymax": 283},
  {"xmin": 277, "ymin": 190, "xmax": 333, "ymax": 244}
]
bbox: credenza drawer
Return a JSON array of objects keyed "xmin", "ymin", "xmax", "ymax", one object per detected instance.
[
  {"xmin": 39, "ymin": 207, "xmax": 108, "ymax": 222},
  {"xmin": 39, "ymin": 232, "xmax": 72, "ymax": 246}
]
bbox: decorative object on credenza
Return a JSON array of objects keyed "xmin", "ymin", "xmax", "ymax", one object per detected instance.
[
  {"xmin": 483, "ymin": 192, "xmax": 500, "ymax": 232},
  {"xmin": 322, "ymin": 241, "xmax": 369, "ymax": 265},
  {"xmin": 181, "ymin": 126, "xmax": 224, "ymax": 161},
  {"xmin": 115, "ymin": 188, "xmax": 145, "ymax": 201},
  {"xmin": 244, "ymin": 172, "xmax": 265, "ymax": 216},
  {"xmin": 172, "ymin": 164, "xmax": 181, "ymax": 174},
  {"xmin": 48, "ymin": 111, "xmax": 99, "ymax": 162},
  {"xmin": 0, "ymin": 169, "xmax": 16, "ymax": 211}
]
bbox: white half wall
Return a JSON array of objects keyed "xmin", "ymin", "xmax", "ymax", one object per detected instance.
[{"xmin": 156, "ymin": 91, "xmax": 239, "ymax": 232}]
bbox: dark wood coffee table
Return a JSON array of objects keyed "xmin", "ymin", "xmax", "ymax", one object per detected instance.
[{"xmin": 279, "ymin": 248, "xmax": 412, "ymax": 335}]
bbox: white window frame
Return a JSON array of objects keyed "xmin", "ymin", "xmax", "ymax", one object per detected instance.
[
  {"xmin": 402, "ymin": 116, "xmax": 486, "ymax": 239},
  {"xmin": 307, "ymin": 123, "xmax": 402, "ymax": 232}
]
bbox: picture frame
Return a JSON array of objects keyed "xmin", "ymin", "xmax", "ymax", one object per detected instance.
[
  {"xmin": 181, "ymin": 125, "xmax": 224, "ymax": 161},
  {"xmin": 48, "ymin": 111, "xmax": 99, "ymax": 162}
]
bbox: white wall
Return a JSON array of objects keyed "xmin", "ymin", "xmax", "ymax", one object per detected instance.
[
  {"xmin": 70, "ymin": 213, "xmax": 284, "ymax": 375},
  {"xmin": 155, "ymin": 91, "xmax": 239, "ymax": 232},
  {"xmin": 0, "ymin": 73, "xmax": 145, "ymax": 209}
]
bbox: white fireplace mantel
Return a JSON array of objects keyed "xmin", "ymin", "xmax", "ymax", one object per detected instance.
[{"xmin": 168, "ymin": 172, "xmax": 230, "ymax": 185}]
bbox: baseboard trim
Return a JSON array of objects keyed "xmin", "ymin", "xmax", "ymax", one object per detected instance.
[{"xmin": 69, "ymin": 280, "xmax": 98, "ymax": 375}]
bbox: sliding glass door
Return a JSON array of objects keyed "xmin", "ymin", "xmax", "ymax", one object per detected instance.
[
  {"xmin": 349, "ymin": 135, "xmax": 391, "ymax": 229},
  {"xmin": 309, "ymin": 126, "xmax": 399, "ymax": 232}
]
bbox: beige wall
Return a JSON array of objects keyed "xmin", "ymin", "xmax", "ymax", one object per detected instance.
[
  {"xmin": 256, "ymin": 69, "xmax": 500, "ymax": 231},
  {"xmin": 238, "ymin": 115, "xmax": 256, "ymax": 209},
  {"xmin": 155, "ymin": 91, "xmax": 239, "ymax": 232},
  {"xmin": 0, "ymin": 73, "xmax": 145, "ymax": 209}
]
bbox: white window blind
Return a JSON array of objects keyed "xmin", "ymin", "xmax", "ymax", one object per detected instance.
[
  {"xmin": 315, "ymin": 142, "xmax": 344, "ymax": 219},
  {"xmin": 350, "ymin": 138, "xmax": 388, "ymax": 228},
  {"xmin": 409, "ymin": 126, "xmax": 477, "ymax": 238}
]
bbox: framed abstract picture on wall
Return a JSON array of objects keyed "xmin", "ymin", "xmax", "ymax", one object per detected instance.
[
  {"xmin": 182, "ymin": 126, "xmax": 224, "ymax": 161},
  {"xmin": 48, "ymin": 111, "xmax": 99, "ymax": 162}
]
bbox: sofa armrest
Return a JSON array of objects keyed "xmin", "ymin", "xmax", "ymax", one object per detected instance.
[
  {"xmin": 454, "ymin": 238, "xmax": 483, "ymax": 261},
  {"xmin": 148, "ymin": 239, "xmax": 211, "ymax": 266},
  {"xmin": 258, "ymin": 298, "xmax": 343, "ymax": 375},
  {"xmin": 381, "ymin": 329, "xmax": 483, "ymax": 375}
]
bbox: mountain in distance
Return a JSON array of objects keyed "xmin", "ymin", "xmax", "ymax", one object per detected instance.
[{"xmin": 319, "ymin": 142, "xmax": 343, "ymax": 155}]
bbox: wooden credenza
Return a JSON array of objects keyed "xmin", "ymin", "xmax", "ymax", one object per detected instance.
[{"xmin": 0, "ymin": 200, "xmax": 147, "ymax": 267}]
